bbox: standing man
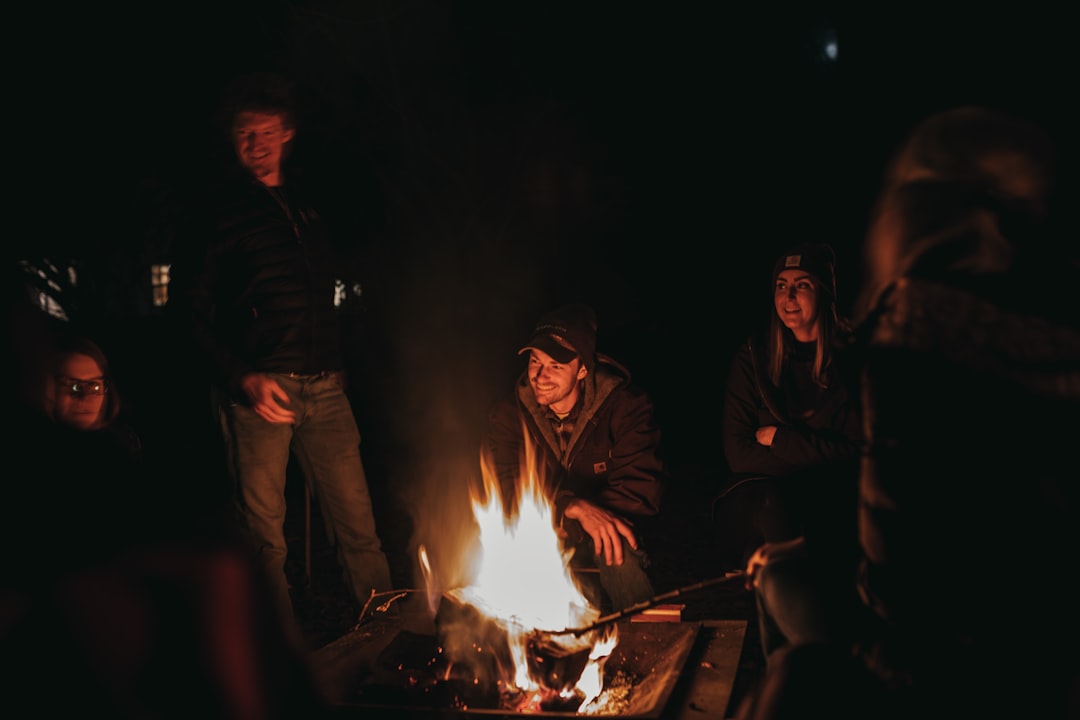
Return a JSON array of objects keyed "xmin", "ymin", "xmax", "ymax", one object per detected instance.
[
  {"xmin": 483, "ymin": 303, "xmax": 666, "ymax": 612},
  {"xmin": 174, "ymin": 72, "xmax": 393, "ymax": 639}
]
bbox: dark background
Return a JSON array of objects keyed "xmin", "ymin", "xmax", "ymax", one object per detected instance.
[{"xmin": 18, "ymin": 4, "xmax": 1078, "ymax": 530}]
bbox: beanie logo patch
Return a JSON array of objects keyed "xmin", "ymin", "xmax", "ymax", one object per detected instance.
[{"xmin": 784, "ymin": 254, "xmax": 802, "ymax": 268}]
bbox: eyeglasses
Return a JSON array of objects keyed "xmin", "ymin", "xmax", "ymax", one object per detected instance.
[{"xmin": 57, "ymin": 377, "xmax": 108, "ymax": 397}]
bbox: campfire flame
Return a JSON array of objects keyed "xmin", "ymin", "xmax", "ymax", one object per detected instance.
[{"xmin": 419, "ymin": 428, "xmax": 617, "ymax": 711}]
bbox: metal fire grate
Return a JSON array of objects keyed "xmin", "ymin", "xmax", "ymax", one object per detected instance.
[{"xmin": 336, "ymin": 620, "xmax": 702, "ymax": 718}]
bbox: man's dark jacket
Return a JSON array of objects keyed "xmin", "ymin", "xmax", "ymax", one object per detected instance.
[
  {"xmin": 174, "ymin": 169, "xmax": 350, "ymax": 398},
  {"xmin": 483, "ymin": 353, "xmax": 665, "ymax": 543}
]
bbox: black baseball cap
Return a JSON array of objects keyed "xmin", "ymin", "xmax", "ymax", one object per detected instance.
[{"xmin": 517, "ymin": 304, "xmax": 598, "ymax": 369}]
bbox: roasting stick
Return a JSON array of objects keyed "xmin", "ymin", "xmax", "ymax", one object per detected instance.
[
  {"xmin": 355, "ymin": 588, "xmax": 420, "ymax": 626},
  {"xmin": 566, "ymin": 571, "xmax": 746, "ymax": 637}
]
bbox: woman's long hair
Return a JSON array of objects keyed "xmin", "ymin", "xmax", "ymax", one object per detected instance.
[{"xmin": 764, "ymin": 279, "xmax": 840, "ymax": 390}]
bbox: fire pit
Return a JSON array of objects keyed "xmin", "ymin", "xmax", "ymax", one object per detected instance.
[
  {"xmin": 339, "ymin": 618, "xmax": 701, "ymax": 718},
  {"xmin": 320, "ymin": 436, "xmax": 728, "ymax": 716}
]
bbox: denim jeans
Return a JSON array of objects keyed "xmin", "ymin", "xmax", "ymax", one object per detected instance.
[
  {"xmin": 215, "ymin": 373, "xmax": 392, "ymax": 626},
  {"xmin": 574, "ymin": 536, "xmax": 655, "ymax": 613},
  {"xmin": 754, "ymin": 549, "xmax": 831, "ymax": 662}
]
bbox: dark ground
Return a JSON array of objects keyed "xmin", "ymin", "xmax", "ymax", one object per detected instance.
[{"xmin": 285, "ymin": 461, "xmax": 763, "ymax": 717}]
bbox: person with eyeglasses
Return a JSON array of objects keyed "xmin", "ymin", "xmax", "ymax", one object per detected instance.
[
  {"xmin": 3, "ymin": 322, "xmax": 335, "ymax": 718},
  {"xmin": 52, "ymin": 343, "xmax": 114, "ymax": 430},
  {"xmin": 46, "ymin": 332, "xmax": 141, "ymax": 461}
]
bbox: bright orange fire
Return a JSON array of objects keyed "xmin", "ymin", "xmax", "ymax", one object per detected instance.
[{"xmin": 418, "ymin": 429, "xmax": 617, "ymax": 711}]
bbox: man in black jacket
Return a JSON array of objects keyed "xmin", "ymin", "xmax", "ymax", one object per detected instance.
[
  {"xmin": 175, "ymin": 72, "xmax": 393, "ymax": 641},
  {"xmin": 482, "ymin": 303, "xmax": 666, "ymax": 612}
]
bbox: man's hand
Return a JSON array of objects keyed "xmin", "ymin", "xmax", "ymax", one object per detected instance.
[
  {"xmin": 239, "ymin": 373, "xmax": 296, "ymax": 424},
  {"xmin": 563, "ymin": 498, "xmax": 637, "ymax": 566},
  {"xmin": 755, "ymin": 425, "xmax": 777, "ymax": 447}
]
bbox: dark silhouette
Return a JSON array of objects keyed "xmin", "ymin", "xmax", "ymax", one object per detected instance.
[{"xmin": 735, "ymin": 107, "xmax": 1080, "ymax": 719}]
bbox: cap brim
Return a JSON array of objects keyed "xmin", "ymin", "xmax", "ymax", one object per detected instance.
[{"xmin": 517, "ymin": 334, "xmax": 579, "ymax": 364}]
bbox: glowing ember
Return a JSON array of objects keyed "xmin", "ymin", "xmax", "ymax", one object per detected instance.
[{"xmin": 419, "ymin": 433, "xmax": 617, "ymax": 712}]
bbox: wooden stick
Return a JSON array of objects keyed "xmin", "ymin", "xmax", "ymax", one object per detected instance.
[{"xmin": 568, "ymin": 571, "xmax": 745, "ymax": 637}]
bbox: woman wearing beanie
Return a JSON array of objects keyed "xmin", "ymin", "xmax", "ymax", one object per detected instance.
[{"xmin": 717, "ymin": 242, "xmax": 864, "ymax": 665}]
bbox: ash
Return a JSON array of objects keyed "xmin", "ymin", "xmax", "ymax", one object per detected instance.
[{"xmin": 580, "ymin": 669, "xmax": 639, "ymax": 716}]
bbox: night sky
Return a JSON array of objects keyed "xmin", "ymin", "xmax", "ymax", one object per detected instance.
[{"xmin": 22, "ymin": 4, "xmax": 1079, "ymax": 496}]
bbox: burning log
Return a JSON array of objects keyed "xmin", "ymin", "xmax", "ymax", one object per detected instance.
[
  {"xmin": 352, "ymin": 617, "xmax": 703, "ymax": 716},
  {"xmin": 433, "ymin": 592, "xmax": 517, "ymax": 696},
  {"xmin": 526, "ymin": 631, "xmax": 592, "ymax": 695},
  {"xmin": 515, "ymin": 574, "xmax": 748, "ymax": 704},
  {"xmin": 435, "ymin": 591, "xmax": 614, "ymax": 709}
]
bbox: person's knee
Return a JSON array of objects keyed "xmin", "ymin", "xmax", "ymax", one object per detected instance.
[
  {"xmin": 737, "ymin": 643, "xmax": 882, "ymax": 720},
  {"xmin": 596, "ymin": 541, "xmax": 654, "ymax": 609},
  {"xmin": 755, "ymin": 553, "xmax": 811, "ymax": 608}
]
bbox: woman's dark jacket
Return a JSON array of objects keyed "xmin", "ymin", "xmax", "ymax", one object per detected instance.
[
  {"xmin": 483, "ymin": 353, "xmax": 666, "ymax": 543},
  {"xmin": 722, "ymin": 333, "xmax": 862, "ymax": 480},
  {"xmin": 720, "ymin": 330, "xmax": 863, "ymax": 562}
]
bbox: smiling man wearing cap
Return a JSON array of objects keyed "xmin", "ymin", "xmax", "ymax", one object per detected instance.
[{"xmin": 482, "ymin": 303, "xmax": 667, "ymax": 612}]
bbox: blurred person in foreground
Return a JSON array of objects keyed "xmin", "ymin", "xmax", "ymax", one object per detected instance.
[
  {"xmin": 482, "ymin": 303, "xmax": 667, "ymax": 612},
  {"xmin": 172, "ymin": 71, "xmax": 394, "ymax": 641},
  {"xmin": 736, "ymin": 107, "xmax": 1080, "ymax": 719}
]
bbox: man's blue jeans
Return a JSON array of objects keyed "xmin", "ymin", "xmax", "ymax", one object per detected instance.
[
  {"xmin": 573, "ymin": 537, "xmax": 654, "ymax": 613},
  {"xmin": 215, "ymin": 373, "xmax": 393, "ymax": 628}
]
